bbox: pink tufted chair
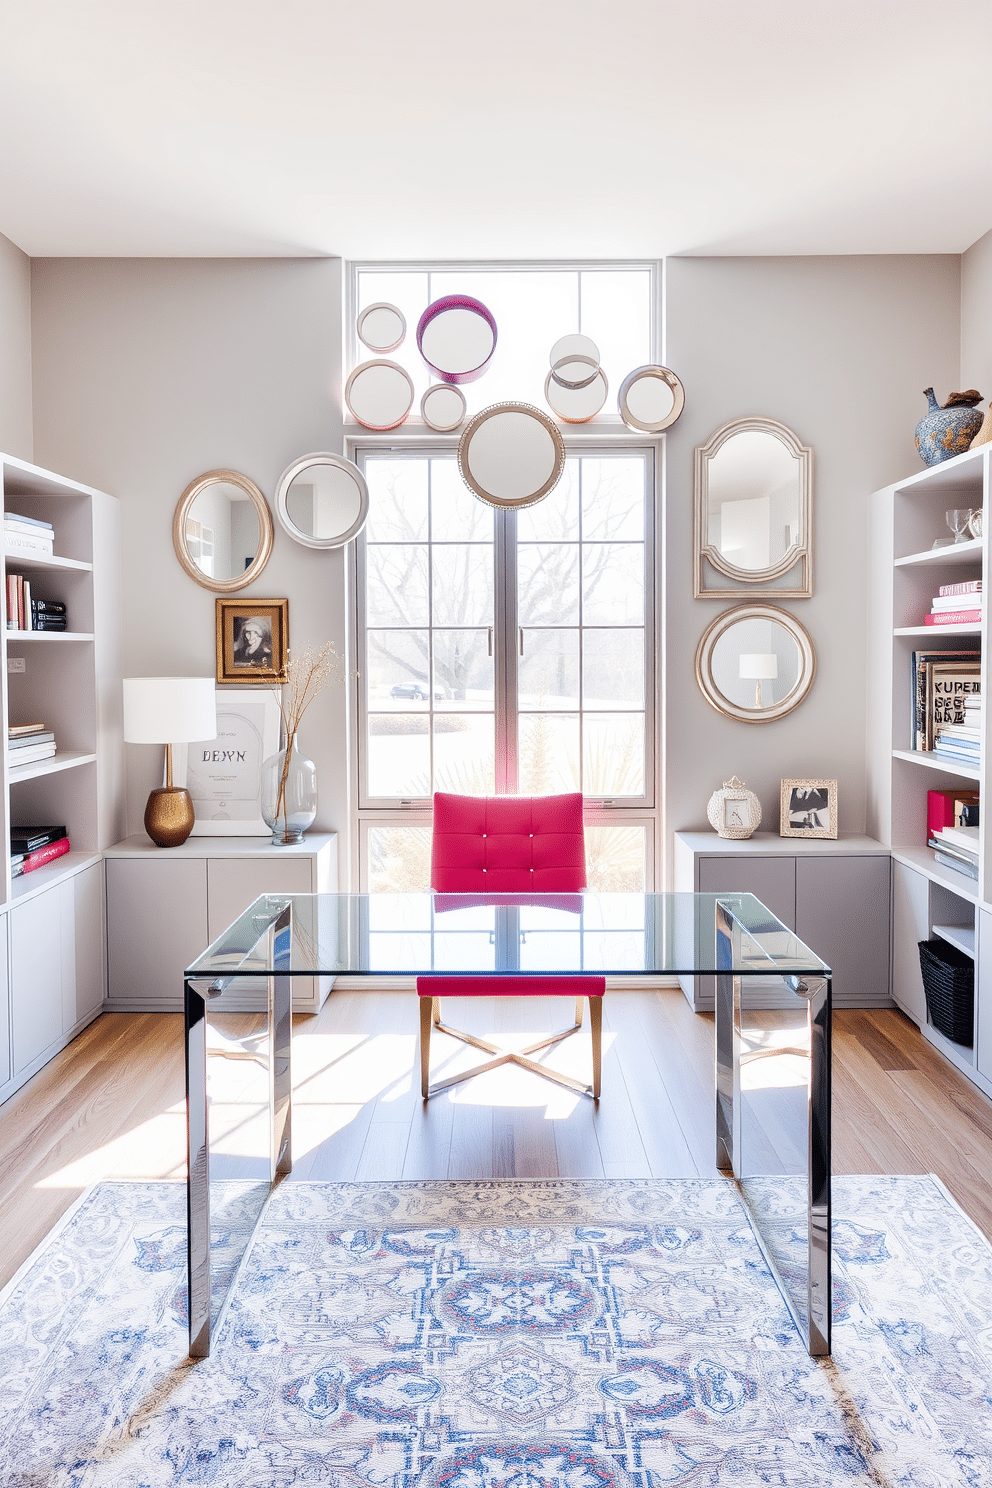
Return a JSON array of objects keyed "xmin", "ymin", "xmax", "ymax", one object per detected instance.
[{"xmin": 417, "ymin": 791, "xmax": 605, "ymax": 1100}]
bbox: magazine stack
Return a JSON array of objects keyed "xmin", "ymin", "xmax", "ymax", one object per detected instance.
[
  {"xmin": 3, "ymin": 510, "xmax": 54, "ymax": 557},
  {"xmin": 924, "ymin": 576, "xmax": 982, "ymax": 627},
  {"xmin": 7, "ymin": 722, "xmax": 56, "ymax": 771},
  {"xmin": 911, "ymin": 648, "xmax": 980, "ymax": 753},
  {"xmin": 928, "ymin": 787, "xmax": 981, "ymax": 880},
  {"xmin": 9, "ymin": 823, "xmax": 70, "ymax": 880},
  {"xmin": 933, "ymin": 692, "xmax": 982, "ymax": 768}
]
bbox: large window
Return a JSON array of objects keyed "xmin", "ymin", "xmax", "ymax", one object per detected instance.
[{"xmin": 356, "ymin": 448, "xmax": 655, "ymax": 891}]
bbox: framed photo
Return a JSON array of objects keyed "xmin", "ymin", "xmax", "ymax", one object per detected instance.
[
  {"xmin": 216, "ymin": 598, "xmax": 288, "ymax": 684},
  {"xmin": 780, "ymin": 778, "xmax": 838, "ymax": 839},
  {"xmin": 173, "ymin": 688, "xmax": 280, "ymax": 835}
]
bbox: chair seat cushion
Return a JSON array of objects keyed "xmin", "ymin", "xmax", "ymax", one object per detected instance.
[{"xmin": 417, "ymin": 976, "xmax": 605, "ymax": 998}]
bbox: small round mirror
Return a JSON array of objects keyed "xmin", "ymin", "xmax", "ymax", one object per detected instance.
[
  {"xmin": 173, "ymin": 469, "xmax": 273, "ymax": 593},
  {"xmin": 275, "ymin": 453, "xmax": 370, "ymax": 550},
  {"xmin": 695, "ymin": 604, "xmax": 815, "ymax": 723},
  {"xmin": 618, "ymin": 365, "xmax": 685, "ymax": 432},
  {"xmin": 418, "ymin": 295, "xmax": 497, "ymax": 383},
  {"xmin": 458, "ymin": 402, "xmax": 565, "ymax": 509},
  {"xmin": 345, "ymin": 359, "xmax": 415, "ymax": 430},
  {"xmin": 356, "ymin": 302, "xmax": 406, "ymax": 354},
  {"xmin": 421, "ymin": 383, "xmax": 467, "ymax": 432},
  {"xmin": 545, "ymin": 366, "xmax": 609, "ymax": 423}
]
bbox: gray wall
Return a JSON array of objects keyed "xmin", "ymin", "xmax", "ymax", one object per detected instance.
[
  {"xmin": 29, "ymin": 257, "xmax": 350, "ymax": 862},
  {"xmin": 664, "ymin": 254, "xmax": 960, "ymax": 874},
  {"xmin": 962, "ymin": 227, "xmax": 992, "ymax": 397},
  {"xmin": 0, "ymin": 230, "xmax": 33, "ymax": 459}
]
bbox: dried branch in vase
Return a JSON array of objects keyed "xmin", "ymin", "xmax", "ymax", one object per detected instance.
[{"xmin": 263, "ymin": 641, "xmax": 345, "ymax": 844}]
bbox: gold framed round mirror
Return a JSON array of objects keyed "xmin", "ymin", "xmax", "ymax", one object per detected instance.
[
  {"xmin": 695, "ymin": 603, "xmax": 816, "ymax": 723},
  {"xmin": 173, "ymin": 469, "xmax": 274, "ymax": 593}
]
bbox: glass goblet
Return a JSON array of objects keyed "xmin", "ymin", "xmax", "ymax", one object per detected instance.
[{"xmin": 946, "ymin": 509, "xmax": 973, "ymax": 544}]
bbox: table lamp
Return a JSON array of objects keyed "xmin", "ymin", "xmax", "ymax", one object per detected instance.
[
  {"xmin": 739, "ymin": 652, "xmax": 777, "ymax": 708},
  {"xmin": 123, "ymin": 677, "xmax": 217, "ymax": 847}
]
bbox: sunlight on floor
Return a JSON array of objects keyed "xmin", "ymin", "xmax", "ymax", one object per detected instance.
[{"xmin": 35, "ymin": 1104, "xmax": 189, "ymax": 1187}]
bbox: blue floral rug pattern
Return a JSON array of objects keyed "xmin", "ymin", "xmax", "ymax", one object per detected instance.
[{"xmin": 1, "ymin": 1176, "xmax": 991, "ymax": 1485}]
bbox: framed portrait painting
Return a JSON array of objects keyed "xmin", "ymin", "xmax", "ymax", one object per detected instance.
[
  {"xmin": 780, "ymin": 778, "xmax": 838, "ymax": 839},
  {"xmin": 216, "ymin": 597, "xmax": 288, "ymax": 684}
]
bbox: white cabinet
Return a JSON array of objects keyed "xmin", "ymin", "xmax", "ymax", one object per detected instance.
[
  {"xmin": 104, "ymin": 833, "xmax": 338, "ymax": 1014},
  {"xmin": 0, "ymin": 915, "xmax": 8, "ymax": 1086},
  {"xmin": 891, "ymin": 858, "xmax": 930, "ymax": 1024},
  {"xmin": 674, "ymin": 831, "xmax": 891, "ymax": 1011}
]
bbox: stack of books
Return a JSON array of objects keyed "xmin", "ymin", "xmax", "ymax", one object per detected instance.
[
  {"xmin": 933, "ymin": 692, "xmax": 982, "ymax": 766},
  {"xmin": 911, "ymin": 649, "xmax": 980, "ymax": 750},
  {"xmin": 10, "ymin": 824, "xmax": 69, "ymax": 880},
  {"xmin": 7, "ymin": 722, "xmax": 56, "ymax": 769},
  {"xmin": 4, "ymin": 511, "xmax": 54, "ymax": 557},
  {"xmin": 925, "ymin": 578, "xmax": 982, "ymax": 626},
  {"xmin": 5, "ymin": 575, "xmax": 67, "ymax": 630},
  {"xmin": 929, "ymin": 823, "xmax": 980, "ymax": 880}
]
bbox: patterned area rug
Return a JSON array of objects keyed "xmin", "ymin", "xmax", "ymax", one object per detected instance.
[{"xmin": 2, "ymin": 1176, "xmax": 991, "ymax": 1486}]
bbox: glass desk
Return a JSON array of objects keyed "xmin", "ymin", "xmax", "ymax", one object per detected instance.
[{"xmin": 184, "ymin": 891, "xmax": 831, "ymax": 1359}]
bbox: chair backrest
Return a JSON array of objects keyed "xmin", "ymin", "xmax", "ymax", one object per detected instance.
[{"xmin": 430, "ymin": 792, "xmax": 587, "ymax": 893}]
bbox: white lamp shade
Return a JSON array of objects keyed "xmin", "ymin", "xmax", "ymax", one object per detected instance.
[
  {"xmin": 123, "ymin": 677, "xmax": 217, "ymax": 744},
  {"xmin": 738, "ymin": 652, "xmax": 778, "ymax": 680}
]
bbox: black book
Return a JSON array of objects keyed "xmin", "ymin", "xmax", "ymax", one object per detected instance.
[
  {"xmin": 10, "ymin": 824, "xmax": 67, "ymax": 854},
  {"xmin": 31, "ymin": 619, "xmax": 67, "ymax": 631},
  {"xmin": 31, "ymin": 599, "xmax": 67, "ymax": 615}
]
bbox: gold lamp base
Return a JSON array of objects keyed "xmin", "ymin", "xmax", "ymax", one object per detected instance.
[{"xmin": 144, "ymin": 786, "xmax": 195, "ymax": 847}]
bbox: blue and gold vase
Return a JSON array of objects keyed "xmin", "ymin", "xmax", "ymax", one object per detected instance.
[{"xmin": 915, "ymin": 387, "xmax": 984, "ymax": 466}]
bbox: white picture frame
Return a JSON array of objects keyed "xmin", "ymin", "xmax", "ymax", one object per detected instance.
[
  {"xmin": 779, "ymin": 778, "xmax": 838, "ymax": 839},
  {"xmin": 173, "ymin": 688, "xmax": 280, "ymax": 835}
]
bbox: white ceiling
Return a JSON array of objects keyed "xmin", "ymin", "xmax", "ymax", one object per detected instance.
[{"xmin": 1, "ymin": 1, "xmax": 990, "ymax": 261}]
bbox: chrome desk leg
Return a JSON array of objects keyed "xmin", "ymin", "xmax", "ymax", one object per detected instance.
[
  {"xmin": 807, "ymin": 974, "xmax": 832, "ymax": 1357},
  {"xmin": 714, "ymin": 898, "xmax": 740, "ymax": 1174},
  {"xmin": 271, "ymin": 902, "xmax": 293, "ymax": 1177},
  {"xmin": 185, "ymin": 978, "xmax": 210, "ymax": 1359}
]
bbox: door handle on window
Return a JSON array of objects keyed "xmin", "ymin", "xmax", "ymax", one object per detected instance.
[
  {"xmin": 487, "ymin": 627, "xmax": 493, "ymax": 657},
  {"xmin": 519, "ymin": 628, "xmax": 524, "ymax": 656}
]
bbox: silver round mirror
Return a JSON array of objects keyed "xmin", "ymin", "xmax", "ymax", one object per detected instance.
[
  {"xmin": 421, "ymin": 383, "xmax": 467, "ymax": 432},
  {"xmin": 544, "ymin": 366, "xmax": 609, "ymax": 423},
  {"xmin": 173, "ymin": 469, "xmax": 273, "ymax": 593},
  {"xmin": 275, "ymin": 452, "xmax": 370, "ymax": 550},
  {"xmin": 695, "ymin": 603, "xmax": 816, "ymax": 723},
  {"xmin": 356, "ymin": 301, "xmax": 406, "ymax": 354},
  {"xmin": 457, "ymin": 402, "xmax": 566, "ymax": 510},
  {"xmin": 345, "ymin": 359, "xmax": 415, "ymax": 430},
  {"xmin": 618, "ymin": 365, "xmax": 685, "ymax": 432}
]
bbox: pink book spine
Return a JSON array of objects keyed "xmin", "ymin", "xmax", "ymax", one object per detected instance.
[
  {"xmin": 925, "ymin": 609, "xmax": 983, "ymax": 625},
  {"xmin": 939, "ymin": 579, "xmax": 982, "ymax": 597},
  {"xmin": 21, "ymin": 837, "xmax": 70, "ymax": 874}
]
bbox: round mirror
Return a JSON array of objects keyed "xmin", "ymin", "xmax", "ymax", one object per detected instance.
[
  {"xmin": 549, "ymin": 335, "xmax": 601, "ymax": 389},
  {"xmin": 618, "ymin": 365, "xmax": 685, "ymax": 432},
  {"xmin": 356, "ymin": 301, "xmax": 406, "ymax": 354},
  {"xmin": 695, "ymin": 604, "xmax": 816, "ymax": 723},
  {"xmin": 421, "ymin": 383, "xmax": 467, "ymax": 432},
  {"xmin": 417, "ymin": 295, "xmax": 498, "ymax": 383},
  {"xmin": 544, "ymin": 366, "xmax": 609, "ymax": 423},
  {"xmin": 173, "ymin": 469, "xmax": 273, "ymax": 593},
  {"xmin": 458, "ymin": 402, "xmax": 566, "ymax": 510},
  {"xmin": 275, "ymin": 452, "xmax": 370, "ymax": 549},
  {"xmin": 345, "ymin": 359, "xmax": 415, "ymax": 430}
]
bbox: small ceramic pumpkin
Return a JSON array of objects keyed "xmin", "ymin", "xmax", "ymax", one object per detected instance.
[{"xmin": 706, "ymin": 776, "xmax": 762, "ymax": 839}]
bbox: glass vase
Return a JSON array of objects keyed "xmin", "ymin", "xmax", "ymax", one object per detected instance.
[{"xmin": 261, "ymin": 735, "xmax": 317, "ymax": 845}]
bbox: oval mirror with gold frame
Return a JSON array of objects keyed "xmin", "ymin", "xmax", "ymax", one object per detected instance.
[
  {"xmin": 694, "ymin": 416, "xmax": 813, "ymax": 599},
  {"xmin": 173, "ymin": 469, "xmax": 274, "ymax": 592},
  {"xmin": 695, "ymin": 603, "xmax": 816, "ymax": 723}
]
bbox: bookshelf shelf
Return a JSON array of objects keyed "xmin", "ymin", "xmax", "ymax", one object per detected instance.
[
  {"xmin": 894, "ymin": 537, "xmax": 983, "ymax": 569},
  {"xmin": 7, "ymin": 632, "xmax": 95, "ymax": 642},
  {"xmin": 891, "ymin": 748, "xmax": 982, "ymax": 781},
  {"xmin": 889, "ymin": 846, "xmax": 981, "ymax": 906},
  {"xmin": 932, "ymin": 922, "xmax": 976, "ymax": 958},
  {"xmin": 2, "ymin": 551, "xmax": 93, "ymax": 574},
  {"xmin": 894, "ymin": 623, "xmax": 983, "ymax": 637},
  {"xmin": 8, "ymin": 849, "xmax": 103, "ymax": 906},
  {"xmin": 6, "ymin": 750, "xmax": 98, "ymax": 783}
]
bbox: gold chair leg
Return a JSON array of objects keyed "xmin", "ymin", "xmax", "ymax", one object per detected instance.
[
  {"xmin": 589, "ymin": 997, "xmax": 603, "ymax": 1100},
  {"xmin": 432, "ymin": 996, "xmax": 441, "ymax": 1027},
  {"xmin": 420, "ymin": 998, "xmax": 433, "ymax": 1099},
  {"xmin": 574, "ymin": 997, "xmax": 584, "ymax": 1027}
]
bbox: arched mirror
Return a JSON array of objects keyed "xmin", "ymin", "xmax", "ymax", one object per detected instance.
[
  {"xmin": 695, "ymin": 603, "xmax": 816, "ymax": 723},
  {"xmin": 173, "ymin": 469, "xmax": 273, "ymax": 593},
  {"xmin": 275, "ymin": 453, "xmax": 370, "ymax": 549},
  {"xmin": 694, "ymin": 416, "xmax": 813, "ymax": 598},
  {"xmin": 457, "ymin": 402, "xmax": 566, "ymax": 510}
]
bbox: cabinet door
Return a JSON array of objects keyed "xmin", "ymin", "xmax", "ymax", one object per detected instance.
[
  {"xmin": 697, "ymin": 856, "xmax": 796, "ymax": 928},
  {"xmin": 106, "ymin": 858, "xmax": 207, "ymax": 1008},
  {"xmin": 795, "ymin": 856, "xmax": 891, "ymax": 1009},
  {"xmin": 11, "ymin": 889, "xmax": 64, "ymax": 1074},
  {"xmin": 207, "ymin": 857, "xmax": 314, "ymax": 942},
  {"xmin": 0, "ymin": 915, "xmax": 9, "ymax": 1086},
  {"xmin": 977, "ymin": 909, "xmax": 992, "ymax": 1082},
  {"xmin": 890, "ymin": 860, "xmax": 929, "ymax": 1025},
  {"xmin": 63, "ymin": 862, "xmax": 106, "ymax": 1026}
]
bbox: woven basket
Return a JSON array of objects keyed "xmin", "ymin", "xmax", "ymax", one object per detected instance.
[{"xmin": 918, "ymin": 939, "xmax": 974, "ymax": 1046}]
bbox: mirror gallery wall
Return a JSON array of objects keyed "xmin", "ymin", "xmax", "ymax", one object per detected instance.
[{"xmin": 9, "ymin": 243, "xmax": 974, "ymax": 883}]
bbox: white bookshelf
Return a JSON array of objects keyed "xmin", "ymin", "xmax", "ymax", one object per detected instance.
[
  {"xmin": 868, "ymin": 442, "xmax": 991, "ymax": 1093},
  {"xmin": 0, "ymin": 452, "xmax": 123, "ymax": 1104}
]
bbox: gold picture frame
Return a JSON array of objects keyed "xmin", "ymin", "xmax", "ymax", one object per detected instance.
[
  {"xmin": 215, "ymin": 598, "xmax": 289, "ymax": 685},
  {"xmin": 780, "ymin": 778, "xmax": 838, "ymax": 839}
]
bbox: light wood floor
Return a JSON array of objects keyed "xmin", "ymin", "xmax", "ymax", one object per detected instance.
[{"xmin": 2, "ymin": 988, "xmax": 992, "ymax": 1289}]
